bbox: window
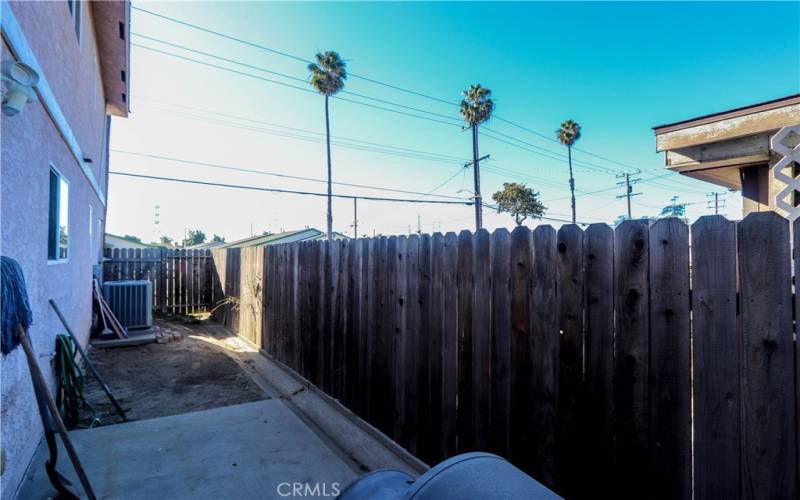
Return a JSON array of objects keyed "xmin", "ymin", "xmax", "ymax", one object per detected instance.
[
  {"xmin": 48, "ymin": 167, "xmax": 69, "ymax": 261},
  {"xmin": 67, "ymin": 0, "xmax": 81, "ymax": 44}
]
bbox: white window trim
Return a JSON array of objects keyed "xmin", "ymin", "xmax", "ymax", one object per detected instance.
[{"xmin": 47, "ymin": 163, "xmax": 70, "ymax": 265}]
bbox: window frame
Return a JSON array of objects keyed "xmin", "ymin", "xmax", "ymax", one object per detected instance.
[{"xmin": 47, "ymin": 164, "xmax": 70, "ymax": 264}]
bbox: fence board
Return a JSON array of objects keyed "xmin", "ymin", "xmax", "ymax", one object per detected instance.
[
  {"xmin": 691, "ymin": 215, "xmax": 739, "ymax": 500},
  {"xmin": 441, "ymin": 232, "xmax": 459, "ymax": 458},
  {"xmin": 456, "ymin": 230, "xmax": 474, "ymax": 453},
  {"xmin": 556, "ymin": 224, "xmax": 584, "ymax": 496},
  {"xmin": 530, "ymin": 226, "xmax": 559, "ymax": 488},
  {"xmin": 583, "ymin": 223, "xmax": 615, "ymax": 494},
  {"xmin": 403, "ymin": 235, "xmax": 420, "ymax": 454},
  {"xmin": 509, "ymin": 226, "xmax": 532, "ymax": 469},
  {"xmin": 490, "ymin": 229, "xmax": 511, "ymax": 458},
  {"xmin": 392, "ymin": 236, "xmax": 406, "ymax": 442},
  {"xmin": 472, "ymin": 229, "xmax": 491, "ymax": 452},
  {"xmin": 428, "ymin": 233, "xmax": 446, "ymax": 463},
  {"xmin": 739, "ymin": 213, "xmax": 796, "ymax": 498},
  {"xmin": 416, "ymin": 234, "xmax": 433, "ymax": 462},
  {"xmin": 614, "ymin": 219, "xmax": 650, "ymax": 496},
  {"xmin": 649, "ymin": 218, "xmax": 691, "ymax": 499}
]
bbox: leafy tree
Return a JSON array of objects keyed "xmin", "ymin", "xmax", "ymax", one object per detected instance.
[
  {"xmin": 556, "ymin": 119, "xmax": 582, "ymax": 224},
  {"xmin": 308, "ymin": 51, "xmax": 347, "ymax": 240},
  {"xmin": 159, "ymin": 235, "xmax": 173, "ymax": 246},
  {"xmin": 660, "ymin": 196, "xmax": 688, "ymax": 220},
  {"xmin": 491, "ymin": 182, "xmax": 546, "ymax": 226},
  {"xmin": 183, "ymin": 229, "xmax": 206, "ymax": 247},
  {"xmin": 211, "ymin": 234, "xmax": 225, "ymax": 243},
  {"xmin": 123, "ymin": 234, "xmax": 142, "ymax": 244},
  {"xmin": 460, "ymin": 84, "xmax": 494, "ymax": 230}
]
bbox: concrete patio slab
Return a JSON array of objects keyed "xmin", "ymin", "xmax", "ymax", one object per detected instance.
[{"xmin": 19, "ymin": 400, "xmax": 358, "ymax": 499}]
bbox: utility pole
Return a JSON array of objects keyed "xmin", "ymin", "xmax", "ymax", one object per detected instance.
[
  {"xmin": 706, "ymin": 191, "xmax": 727, "ymax": 215},
  {"xmin": 349, "ymin": 198, "xmax": 359, "ymax": 238},
  {"xmin": 616, "ymin": 169, "xmax": 642, "ymax": 219},
  {"xmin": 466, "ymin": 146, "xmax": 491, "ymax": 231}
]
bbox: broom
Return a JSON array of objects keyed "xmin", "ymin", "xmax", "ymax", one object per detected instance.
[{"xmin": 1, "ymin": 256, "xmax": 96, "ymax": 500}]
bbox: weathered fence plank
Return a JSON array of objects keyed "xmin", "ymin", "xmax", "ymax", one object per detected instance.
[
  {"xmin": 614, "ymin": 219, "xmax": 650, "ymax": 496},
  {"xmin": 471, "ymin": 229, "xmax": 491, "ymax": 452},
  {"xmin": 649, "ymin": 218, "xmax": 691, "ymax": 500},
  {"xmin": 739, "ymin": 212, "xmax": 796, "ymax": 498},
  {"xmin": 529, "ymin": 226, "xmax": 559, "ymax": 489},
  {"xmin": 509, "ymin": 226, "xmax": 533, "ymax": 469},
  {"xmin": 583, "ymin": 223, "xmax": 615, "ymax": 494},
  {"xmin": 428, "ymin": 233, "xmax": 446, "ymax": 463},
  {"xmin": 416, "ymin": 233, "xmax": 433, "ymax": 462},
  {"xmin": 441, "ymin": 232, "xmax": 459, "ymax": 458},
  {"xmin": 691, "ymin": 215, "xmax": 739, "ymax": 500},
  {"xmin": 556, "ymin": 224, "xmax": 584, "ymax": 497},
  {"xmin": 403, "ymin": 235, "xmax": 420, "ymax": 454},
  {"xmin": 490, "ymin": 228, "xmax": 511, "ymax": 459},
  {"xmin": 456, "ymin": 230, "xmax": 474, "ymax": 453}
]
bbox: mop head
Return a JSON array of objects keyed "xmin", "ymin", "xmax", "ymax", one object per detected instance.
[{"xmin": 1, "ymin": 256, "xmax": 33, "ymax": 355}]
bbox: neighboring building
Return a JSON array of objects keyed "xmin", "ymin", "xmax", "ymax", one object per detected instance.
[
  {"xmin": 0, "ymin": 2, "xmax": 130, "ymax": 498},
  {"xmin": 105, "ymin": 233, "xmax": 154, "ymax": 249},
  {"xmin": 217, "ymin": 228, "xmax": 348, "ymax": 249},
  {"xmin": 653, "ymin": 94, "xmax": 800, "ymax": 217}
]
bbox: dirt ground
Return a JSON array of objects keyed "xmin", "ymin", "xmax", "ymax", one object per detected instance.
[{"xmin": 82, "ymin": 319, "xmax": 267, "ymax": 425}]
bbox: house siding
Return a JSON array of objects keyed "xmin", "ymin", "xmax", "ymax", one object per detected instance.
[{"xmin": 0, "ymin": 2, "xmax": 117, "ymax": 498}]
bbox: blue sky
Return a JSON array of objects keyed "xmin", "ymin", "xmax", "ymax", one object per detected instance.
[{"xmin": 108, "ymin": 1, "xmax": 800, "ymax": 243}]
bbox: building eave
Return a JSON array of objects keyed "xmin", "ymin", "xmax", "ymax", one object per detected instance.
[{"xmin": 92, "ymin": 1, "xmax": 129, "ymax": 118}]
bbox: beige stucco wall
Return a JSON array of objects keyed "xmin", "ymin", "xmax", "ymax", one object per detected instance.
[{"xmin": 1, "ymin": 2, "xmax": 113, "ymax": 498}]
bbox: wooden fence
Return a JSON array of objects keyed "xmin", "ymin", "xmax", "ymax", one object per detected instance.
[
  {"xmin": 208, "ymin": 213, "xmax": 798, "ymax": 498},
  {"xmin": 102, "ymin": 248, "xmax": 214, "ymax": 314}
]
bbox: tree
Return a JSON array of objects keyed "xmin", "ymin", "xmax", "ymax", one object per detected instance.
[
  {"xmin": 491, "ymin": 182, "xmax": 546, "ymax": 226},
  {"xmin": 660, "ymin": 196, "xmax": 688, "ymax": 220},
  {"xmin": 183, "ymin": 229, "xmax": 206, "ymax": 247},
  {"xmin": 308, "ymin": 51, "xmax": 347, "ymax": 240},
  {"xmin": 556, "ymin": 119, "xmax": 582, "ymax": 224},
  {"xmin": 159, "ymin": 235, "xmax": 174, "ymax": 247},
  {"xmin": 460, "ymin": 84, "xmax": 494, "ymax": 231},
  {"xmin": 211, "ymin": 234, "xmax": 225, "ymax": 243},
  {"xmin": 123, "ymin": 234, "xmax": 142, "ymax": 244}
]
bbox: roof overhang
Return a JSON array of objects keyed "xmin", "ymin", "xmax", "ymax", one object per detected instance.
[
  {"xmin": 652, "ymin": 94, "xmax": 800, "ymax": 190},
  {"xmin": 92, "ymin": 1, "xmax": 130, "ymax": 117}
]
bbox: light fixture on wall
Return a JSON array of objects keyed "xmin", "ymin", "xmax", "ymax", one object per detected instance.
[{"xmin": 1, "ymin": 60, "xmax": 39, "ymax": 117}]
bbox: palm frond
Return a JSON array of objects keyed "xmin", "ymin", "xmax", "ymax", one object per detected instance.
[
  {"xmin": 460, "ymin": 83, "xmax": 494, "ymax": 125},
  {"xmin": 308, "ymin": 50, "xmax": 347, "ymax": 96}
]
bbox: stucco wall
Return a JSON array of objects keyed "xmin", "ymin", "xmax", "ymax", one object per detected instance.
[{"xmin": 1, "ymin": 2, "xmax": 111, "ymax": 498}]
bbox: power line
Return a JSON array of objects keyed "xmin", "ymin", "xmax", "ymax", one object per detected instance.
[
  {"xmin": 134, "ymin": 99, "xmax": 468, "ymax": 163},
  {"xmin": 135, "ymin": 35, "xmax": 625, "ymax": 176},
  {"xmin": 130, "ymin": 7, "xmax": 672, "ymax": 178},
  {"xmin": 133, "ymin": 33, "xmax": 464, "ymax": 124},
  {"xmin": 110, "ymin": 171, "xmax": 474, "ymax": 205},
  {"xmin": 133, "ymin": 43, "xmax": 463, "ymax": 128},
  {"xmin": 110, "ymin": 150, "xmax": 470, "ymax": 200},
  {"xmin": 132, "ymin": 6, "xmax": 461, "ymax": 108}
]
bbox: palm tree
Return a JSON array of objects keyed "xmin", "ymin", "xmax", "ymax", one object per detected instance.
[
  {"xmin": 556, "ymin": 119, "xmax": 582, "ymax": 224},
  {"xmin": 460, "ymin": 84, "xmax": 494, "ymax": 230},
  {"xmin": 308, "ymin": 51, "xmax": 347, "ymax": 240}
]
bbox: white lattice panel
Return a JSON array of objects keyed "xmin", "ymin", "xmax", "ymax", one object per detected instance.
[{"xmin": 771, "ymin": 125, "xmax": 800, "ymax": 220}]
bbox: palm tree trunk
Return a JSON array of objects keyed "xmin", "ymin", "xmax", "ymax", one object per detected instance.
[
  {"xmin": 472, "ymin": 124, "xmax": 483, "ymax": 230},
  {"xmin": 568, "ymin": 145, "xmax": 576, "ymax": 224},
  {"xmin": 325, "ymin": 95, "xmax": 333, "ymax": 240}
]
